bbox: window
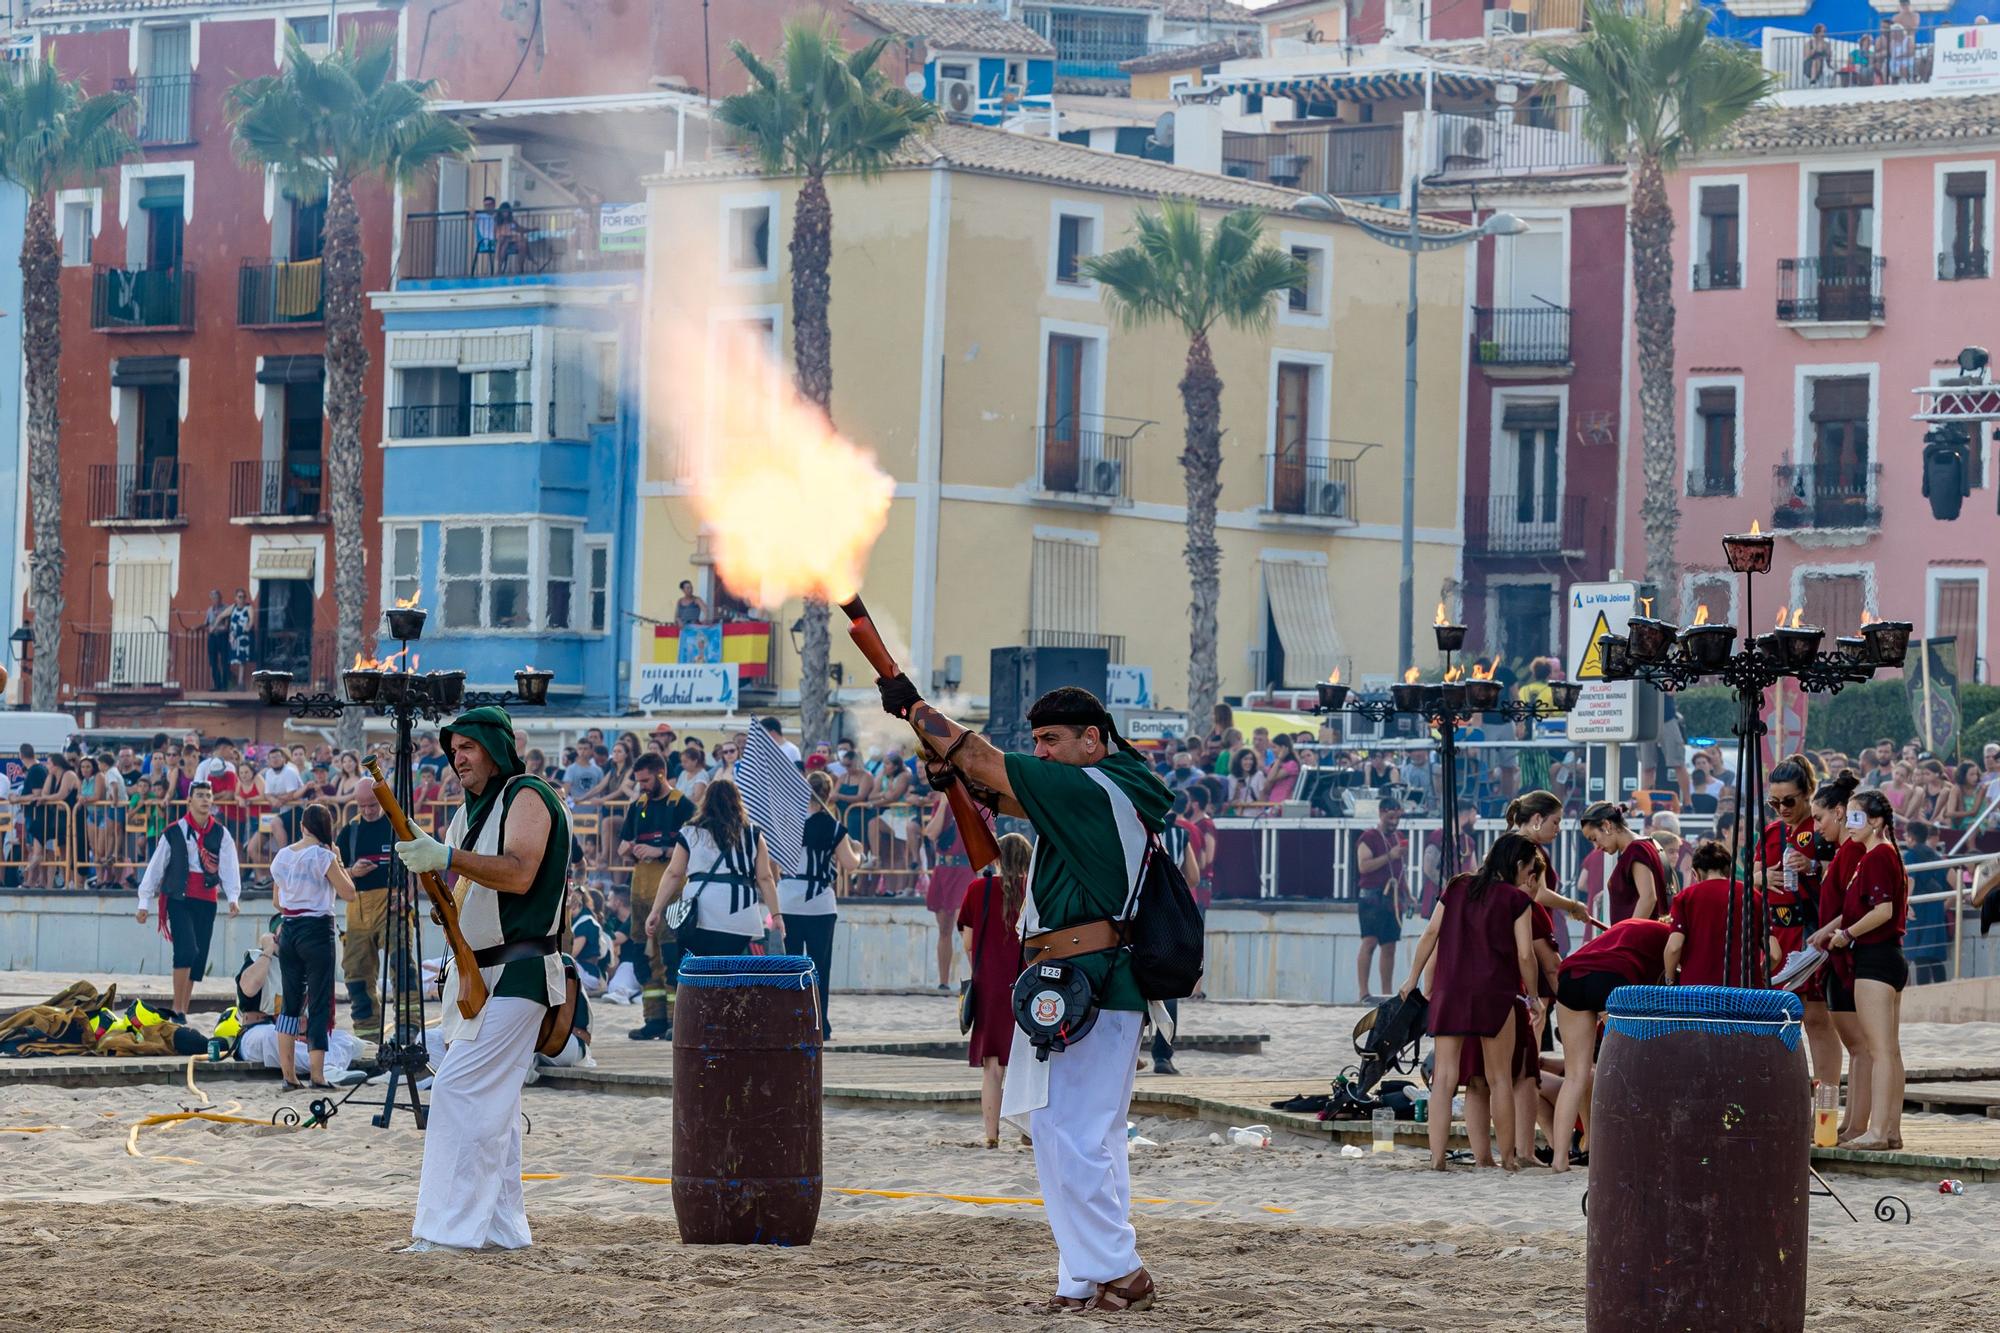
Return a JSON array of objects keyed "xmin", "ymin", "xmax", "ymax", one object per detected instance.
[
  {"xmin": 1686, "ymin": 574, "xmax": 1735, "ymax": 629},
  {"xmin": 288, "ymin": 14, "xmax": 331, "ymax": 46},
  {"xmin": 1800, "ymin": 572, "xmax": 1866, "ymax": 637},
  {"xmin": 1029, "ymin": 531, "xmax": 1101, "ymax": 644},
  {"xmin": 1055, "ymin": 213, "xmax": 1093, "ymax": 285},
  {"xmin": 1501, "ymin": 398, "xmax": 1562, "ymax": 527},
  {"xmin": 442, "ymin": 525, "xmax": 527, "ymax": 630},
  {"xmin": 1493, "ymin": 583, "xmax": 1556, "ymax": 662},
  {"xmin": 62, "ymin": 200, "xmax": 92, "ymax": 267},
  {"xmin": 392, "ymin": 366, "xmax": 528, "ymax": 438},
  {"xmin": 1942, "ymin": 170, "xmax": 1989, "ymax": 280},
  {"xmin": 1288, "ymin": 246, "xmax": 1318, "ymax": 313},
  {"xmin": 1932, "ymin": 573, "xmax": 1984, "ymax": 681},
  {"xmin": 1792, "ymin": 376, "xmax": 1872, "ymax": 529},
  {"xmin": 1695, "ymin": 184, "xmax": 1740, "ymax": 289},
  {"xmin": 1690, "ymin": 386, "xmax": 1738, "ymax": 497},
  {"xmin": 727, "ymin": 204, "xmax": 770, "ymax": 273},
  {"xmin": 138, "ymin": 175, "xmax": 186, "ymax": 271},
  {"xmin": 586, "ymin": 539, "xmax": 610, "ymax": 633},
  {"xmin": 594, "ymin": 339, "xmax": 619, "ymax": 422},
  {"xmin": 938, "ymin": 62, "xmax": 970, "ymax": 81},
  {"xmin": 1005, "ymin": 60, "xmax": 1025, "ymax": 89},
  {"xmin": 275, "ymin": 191, "xmax": 326, "ymax": 263},
  {"xmin": 1812, "ymin": 171, "xmax": 1876, "ymax": 321},
  {"xmin": 546, "ymin": 526, "xmax": 575, "ymax": 631},
  {"xmin": 388, "ymin": 526, "xmax": 421, "ymax": 607},
  {"xmin": 715, "ymin": 316, "xmax": 778, "ymax": 439}
]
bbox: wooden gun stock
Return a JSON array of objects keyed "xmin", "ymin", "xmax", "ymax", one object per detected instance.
[
  {"xmin": 364, "ymin": 758, "xmax": 487, "ymax": 1020},
  {"xmin": 840, "ymin": 597, "xmax": 1002, "ymax": 871}
]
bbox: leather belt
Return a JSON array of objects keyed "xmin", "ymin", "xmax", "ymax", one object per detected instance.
[
  {"xmin": 1022, "ymin": 918, "xmax": 1122, "ymax": 965},
  {"xmin": 473, "ymin": 935, "xmax": 560, "ymax": 969}
]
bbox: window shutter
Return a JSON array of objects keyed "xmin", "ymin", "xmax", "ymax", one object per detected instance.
[
  {"xmin": 1699, "ymin": 184, "xmax": 1739, "ymax": 217},
  {"xmin": 1946, "ymin": 172, "xmax": 1987, "ymax": 199},
  {"xmin": 1810, "ymin": 377, "xmax": 1868, "ymax": 423},
  {"xmin": 256, "ymin": 354, "xmax": 325, "ymax": 385},
  {"xmin": 111, "ymin": 355, "xmax": 179, "ymax": 387},
  {"xmin": 1501, "ymin": 399, "xmax": 1559, "ymax": 431},
  {"xmin": 1815, "ymin": 171, "xmax": 1873, "ymax": 209}
]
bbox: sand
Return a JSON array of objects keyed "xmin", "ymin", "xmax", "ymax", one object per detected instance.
[{"xmin": 3, "ymin": 987, "xmax": 1998, "ymax": 1329}]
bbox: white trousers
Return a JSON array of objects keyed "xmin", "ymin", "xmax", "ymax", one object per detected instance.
[
  {"xmin": 411, "ymin": 996, "xmax": 543, "ymax": 1249},
  {"xmin": 238, "ymin": 1025, "xmax": 363, "ymax": 1080},
  {"xmin": 1029, "ymin": 1008, "xmax": 1144, "ymax": 1300}
]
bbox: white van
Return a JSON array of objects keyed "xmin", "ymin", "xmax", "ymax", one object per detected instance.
[{"xmin": 0, "ymin": 711, "xmax": 80, "ymax": 782}]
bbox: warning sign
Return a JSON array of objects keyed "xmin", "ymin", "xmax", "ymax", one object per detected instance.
[
  {"xmin": 1574, "ymin": 611, "xmax": 1613, "ymax": 681},
  {"xmin": 1566, "ymin": 582, "xmax": 1639, "ymax": 743}
]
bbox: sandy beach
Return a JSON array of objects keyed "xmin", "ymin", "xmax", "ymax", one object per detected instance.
[{"xmin": 3, "ymin": 988, "xmax": 1997, "ymax": 1330}]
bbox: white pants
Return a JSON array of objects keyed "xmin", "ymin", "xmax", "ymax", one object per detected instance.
[
  {"xmin": 1029, "ymin": 1008, "xmax": 1144, "ymax": 1300},
  {"xmin": 411, "ymin": 996, "xmax": 543, "ymax": 1249},
  {"xmin": 238, "ymin": 1025, "xmax": 363, "ymax": 1080},
  {"xmin": 604, "ymin": 961, "xmax": 641, "ymax": 1002}
]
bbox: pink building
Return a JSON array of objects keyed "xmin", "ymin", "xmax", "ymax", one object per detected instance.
[{"xmin": 1642, "ymin": 97, "xmax": 2000, "ymax": 680}]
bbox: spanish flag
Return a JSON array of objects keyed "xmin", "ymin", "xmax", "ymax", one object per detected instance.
[{"xmin": 650, "ymin": 622, "xmax": 771, "ymax": 680}]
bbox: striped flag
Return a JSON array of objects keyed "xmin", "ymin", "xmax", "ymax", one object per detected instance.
[{"xmin": 735, "ymin": 723, "xmax": 812, "ymax": 876}]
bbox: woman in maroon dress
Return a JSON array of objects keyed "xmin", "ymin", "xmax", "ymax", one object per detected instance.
[
  {"xmin": 959, "ymin": 832, "xmax": 1031, "ymax": 1149},
  {"xmin": 1580, "ymin": 802, "xmax": 1666, "ymax": 922},
  {"xmin": 1401, "ymin": 833, "xmax": 1543, "ymax": 1171},
  {"xmin": 925, "ymin": 793, "xmax": 987, "ymax": 992}
]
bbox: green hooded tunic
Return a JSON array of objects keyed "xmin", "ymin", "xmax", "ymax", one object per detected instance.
[
  {"xmin": 441, "ymin": 706, "xmax": 569, "ymax": 1003},
  {"xmin": 1002, "ymin": 747, "xmax": 1172, "ymax": 1013}
]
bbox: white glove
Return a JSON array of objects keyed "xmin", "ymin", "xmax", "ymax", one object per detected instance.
[{"xmin": 396, "ymin": 829, "xmax": 452, "ymax": 875}]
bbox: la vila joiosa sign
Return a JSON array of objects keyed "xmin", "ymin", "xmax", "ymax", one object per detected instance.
[{"xmin": 1931, "ymin": 26, "xmax": 2000, "ymax": 90}]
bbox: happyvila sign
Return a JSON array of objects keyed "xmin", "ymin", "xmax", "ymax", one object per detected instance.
[{"xmin": 1931, "ymin": 26, "xmax": 2000, "ymax": 91}]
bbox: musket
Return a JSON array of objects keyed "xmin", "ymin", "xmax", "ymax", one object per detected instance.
[
  {"xmin": 840, "ymin": 595, "xmax": 1002, "ymax": 871},
  {"xmin": 364, "ymin": 757, "xmax": 487, "ymax": 1020}
]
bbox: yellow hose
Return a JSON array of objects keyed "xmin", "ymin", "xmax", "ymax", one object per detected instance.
[{"xmin": 516, "ymin": 1173, "xmax": 1251, "ymax": 1211}]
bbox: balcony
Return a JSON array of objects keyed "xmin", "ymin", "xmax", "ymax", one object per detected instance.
[
  {"xmin": 1940, "ymin": 248, "xmax": 1989, "ymax": 281},
  {"xmin": 91, "ymin": 265, "xmax": 194, "ymax": 331},
  {"xmin": 388, "ymin": 401, "xmax": 532, "ymax": 440},
  {"xmin": 1772, "ymin": 463, "xmax": 1882, "ymax": 533},
  {"xmin": 1472, "ymin": 305, "xmax": 1572, "ymax": 369},
  {"xmin": 1263, "ymin": 453, "xmax": 1357, "ymax": 522},
  {"xmin": 238, "ymin": 259, "xmax": 324, "ymax": 325},
  {"xmin": 1776, "ymin": 256, "xmax": 1884, "ymax": 329},
  {"xmin": 1036, "ymin": 416, "xmax": 1138, "ymax": 503},
  {"xmin": 1692, "ymin": 261, "xmax": 1741, "ymax": 291},
  {"xmin": 1222, "ymin": 125, "xmax": 1401, "ymax": 200},
  {"xmin": 1686, "ymin": 470, "xmax": 1738, "ymax": 499},
  {"xmin": 88, "ymin": 462, "xmax": 187, "ymax": 525},
  {"xmin": 1466, "ymin": 493, "xmax": 1589, "ymax": 558},
  {"xmin": 113, "ymin": 73, "xmax": 195, "ymax": 146},
  {"xmin": 1763, "ymin": 28, "xmax": 1933, "ymax": 95},
  {"xmin": 230, "ymin": 459, "xmax": 324, "ymax": 522},
  {"xmin": 398, "ymin": 205, "xmax": 646, "ymax": 283},
  {"xmin": 67, "ymin": 625, "xmax": 335, "ymax": 694},
  {"xmin": 1026, "ymin": 629, "xmax": 1126, "ymax": 663},
  {"xmin": 1428, "ymin": 104, "xmax": 1614, "ymax": 182}
]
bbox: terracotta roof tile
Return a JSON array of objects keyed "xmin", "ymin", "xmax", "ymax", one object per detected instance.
[
  {"xmin": 1711, "ymin": 90, "xmax": 2000, "ymax": 154},
  {"xmin": 847, "ymin": 1, "xmax": 1054, "ymax": 56},
  {"xmin": 1120, "ymin": 38, "xmax": 1260, "ymax": 74},
  {"xmin": 1160, "ymin": 0, "xmax": 1259, "ymax": 22},
  {"xmin": 660, "ymin": 121, "xmax": 1467, "ymax": 232}
]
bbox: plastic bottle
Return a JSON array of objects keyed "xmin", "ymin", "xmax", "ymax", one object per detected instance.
[{"xmin": 1228, "ymin": 1124, "xmax": 1272, "ymax": 1148}]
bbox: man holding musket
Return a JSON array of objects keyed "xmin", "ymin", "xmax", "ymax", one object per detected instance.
[
  {"xmin": 392, "ymin": 706, "xmax": 569, "ymax": 1252},
  {"xmin": 878, "ymin": 678, "xmax": 1168, "ymax": 1313}
]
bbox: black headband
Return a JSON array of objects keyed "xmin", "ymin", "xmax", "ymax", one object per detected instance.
[{"xmin": 1028, "ymin": 698, "xmax": 1123, "ymax": 751}]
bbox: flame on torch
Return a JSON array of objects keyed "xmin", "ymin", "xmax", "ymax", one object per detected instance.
[
  {"xmin": 1790, "ymin": 607, "xmax": 1804, "ymax": 629},
  {"xmin": 394, "ymin": 591, "xmax": 421, "ymax": 609},
  {"xmin": 1434, "ymin": 602, "xmax": 1449, "ymax": 626},
  {"xmin": 1693, "ymin": 604, "xmax": 1711, "ymax": 627},
  {"xmin": 1327, "ymin": 667, "xmax": 1341, "ymax": 686},
  {"xmin": 1639, "ymin": 596, "xmax": 1653, "ymax": 617},
  {"xmin": 1750, "ymin": 519, "xmax": 1762, "ymax": 535},
  {"xmin": 1444, "ymin": 665, "xmax": 1463, "ymax": 683},
  {"xmin": 351, "ymin": 649, "xmax": 406, "ymax": 671},
  {"xmin": 1403, "ymin": 666, "xmax": 1421, "ymax": 684},
  {"xmin": 1774, "ymin": 604, "xmax": 1790, "ymax": 628}
]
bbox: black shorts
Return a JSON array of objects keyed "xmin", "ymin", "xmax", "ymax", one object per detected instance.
[
  {"xmin": 1357, "ymin": 892, "xmax": 1401, "ymax": 943},
  {"xmin": 1556, "ymin": 968, "xmax": 1623, "ymax": 1015},
  {"xmin": 1849, "ymin": 940, "xmax": 1908, "ymax": 993},
  {"xmin": 165, "ymin": 895, "xmax": 219, "ymax": 980}
]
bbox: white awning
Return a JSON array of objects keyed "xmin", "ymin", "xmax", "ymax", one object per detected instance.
[
  {"xmin": 250, "ymin": 547, "xmax": 317, "ymax": 580},
  {"xmin": 389, "ymin": 332, "xmax": 462, "ymax": 369},
  {"xmin": 1263, "ymin": 558, "xmax": 1341, "ymax": 687},
  {"xmin": 459, "ymin": 331, "xmax": 532, "ymax": 372}
]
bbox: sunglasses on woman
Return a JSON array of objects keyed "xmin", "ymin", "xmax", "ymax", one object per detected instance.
[{"xmin": 1767, "ymin": 793, "xmax": 1801, "ymax": 811}]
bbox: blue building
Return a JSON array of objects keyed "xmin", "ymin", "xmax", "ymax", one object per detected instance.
[
  {"xmin": 849, "ymin": 0, "xmax": 1057, "ymax": 127},
  {"xmin": 373, "ymin": 94, "xmax": 699, "ymax": 715}
]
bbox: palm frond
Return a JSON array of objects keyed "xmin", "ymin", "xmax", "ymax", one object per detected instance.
[
  {"xmin": 1083, "ymin": 197, "xmax": 1303, "ymax": 339},
  {"xmin": 0, "ymin": 49, "xmax": 137, "ymax": 195},
  {"xmin": 719, "ymin": 16, "xmax": 931, "ymax": 179}
]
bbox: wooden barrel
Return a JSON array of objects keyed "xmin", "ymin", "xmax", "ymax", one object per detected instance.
[
  {"xmin": 671, "ymin": 954, "xmax": 823, "ymax": 1245},
  {"xmin": 1587, "ymin": 985, "xmax": 1808, "ymax": 1333}
]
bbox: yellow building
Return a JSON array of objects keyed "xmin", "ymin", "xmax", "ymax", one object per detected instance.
[{"xmin": 640, "ymin": 123, "xmax": 1471, "ymax": 718}]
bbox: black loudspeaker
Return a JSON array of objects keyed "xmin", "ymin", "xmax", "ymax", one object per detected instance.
[{"xmin": 989, "ymin": 646, "xmax": 1111, "ymax": 747}]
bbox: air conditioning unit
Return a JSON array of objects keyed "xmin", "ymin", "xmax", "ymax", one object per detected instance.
[
  {"xmin": 1446, "ymin": 118, "xmax": 1491, "ymax": 161},
  {"xmin": 1083, "ymin": 458, "xmax": 1124, "ymax": 497},
  {"xmin": 939, "ymin": 76, "xmax": 977, "ymax": 118},
  {"xmin": 1310, "ymin": 480, "xmax": 1348, "ymax": 518}
]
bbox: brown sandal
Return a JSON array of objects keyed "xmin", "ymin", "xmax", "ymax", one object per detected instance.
[
  {"xmin": 1086, "ymin": 1269, "xmax": 1155, "ymax": 1313},
  {"xmin": 1045, "ymin": 1296, "xmax": 1089, "ymax": 1312}
]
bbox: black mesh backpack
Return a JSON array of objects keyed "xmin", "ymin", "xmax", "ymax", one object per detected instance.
[{"xmin": 1122, "ymin": 833, "xmax": 1205, "ymax": 1001}]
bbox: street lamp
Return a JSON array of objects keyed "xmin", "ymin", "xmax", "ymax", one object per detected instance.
[{"xmin": 1298, "ymin": 190, "xmax": 1526, "ymax": 674}]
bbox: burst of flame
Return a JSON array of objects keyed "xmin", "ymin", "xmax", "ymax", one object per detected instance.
[
  {"xmin": 674, "ymin": 322, "xmax": 896, "ymax": 611},
  {"xmin": 1693, "ymin": 604, "xmax": 1711, "ymax": 627},
  {"xmin": 349, "ymin": 648, "xmax": 406, "ymax": 672},
  {"xmin": 1403, "ymin": 666, "xmax": 1421, "ymax": 684},
  {"xmin": 1789, "ymin": 607, "xmax": 1804, "ymax": 629},
  {"xmin": 1327, "ymin": 667, "xmax": 1341, "ymax": 686},
  {"xmin": 394, "ymin": 592, "xmax": 422, "ymax": 609},
  {"xmin": 1434, "ymin": 602, "xmax": 1450, "ymax": 626},
  {"xmin": 1750, "ymin": 519, "xmax": 1762, "ymax": 535},
  {"xmin": 1774, "ymin": 604, "xmax": 1789, "ymax": 628},
  {"xmin": 1639, "ymin": 596, "xmax": 1653, "ymax": 617},
  {"xmin": 1471, "ymin": 661, "xmax": 1494, "ymax": 680},
  {"xmin": 1444, "ymin": 665, "xmax": 1463, "ymax": 683},
  {"xmin": 1861, "ymin": 608, "xmax": 1877, "ymax": 630},
  {"xmin": 410, "ymin": 653, "xmax": 421, "ymax": 673}
]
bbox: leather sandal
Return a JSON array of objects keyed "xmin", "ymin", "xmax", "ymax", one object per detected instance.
[
  {"xmin": 1045, "ymin": 1295, "xmax": 1089, "ymax": 1312},
  {"xmin": 1086, "ymin": 1269, "xmax": 1155, "ymax": 1313}
]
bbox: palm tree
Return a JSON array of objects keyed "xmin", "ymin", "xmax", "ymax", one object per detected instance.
[
  {"xmin": 0, "ymin": 56, "xmax": 134, "ymax": 710},
  {"xmin": 1542, "ymin": 5, "xmax": 1772, "ymax": 618},
  {"xmin": 228, "ymin": 32, "xmax": 469, "ymax": 746},
  {"xmin": 719, "ymin": 17, "xmax": 934, "ymax": 747},
  {"xmin": 1083, "ymin": 200, "xmax": 1305, "ymax": 726}
]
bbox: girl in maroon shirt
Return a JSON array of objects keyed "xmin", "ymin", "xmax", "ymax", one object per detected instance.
[
  {"xmin": 1548, "ymin": 915, "xmax": 1673, "ymax": 1173},
  {"xmin": 1400, "ymin": 833, "xmax": 1543, "ymax": 1172},
  {"xmin": 1803, "ymin": 770, "xmax": 1865, "ymax": 1134},
  {"xmin": 1757, "ymin": 752, "xmax": 1842, "ymax": 1087},
  {"xmin": 1818, "ymin": 789, "xmax": 1908, "ymax": 1150},
  {"xmin": 1663, "ymin": 840, "xmax": 1750, "ymax": 987},
  {"xmin": 1580, "ymin": 802, "xmax": 1665, "ymax": 923}
]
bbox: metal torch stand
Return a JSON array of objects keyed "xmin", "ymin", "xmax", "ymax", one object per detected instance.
[{"xmin": 373, "ymin": 694, "xmax": 432, "ymax": 1128}]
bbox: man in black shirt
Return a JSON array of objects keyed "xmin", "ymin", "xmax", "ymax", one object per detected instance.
[
  {"xmin": 337, "ymin": 784, "xmax": 398, "ymax": 1039},
  {"xmin": 618, "ymin": 753, "xmax": 692, "ymax": 1040}
]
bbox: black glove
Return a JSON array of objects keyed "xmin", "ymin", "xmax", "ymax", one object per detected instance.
[
  {"xmin": 877, "ymin": 672, "xmax": 923, "ymax": 720},
  {"xmin": 923, "ymin": 758, "xmax": 959, "ymax": 790}
]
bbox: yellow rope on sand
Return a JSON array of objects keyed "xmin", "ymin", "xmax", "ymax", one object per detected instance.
[
  {"xmin": 184, "ymin": 1056, "xmax": 210, "ymax": 1107},
  {"xmin": 517, "ymin": 1173, "xmax": 1255, "ymax": 1211},
  {"xmin": 125, "ymin": 1111, "xmax": 293, "ymax": 1160},
  {"xmin": 0, "ymin": 1127, "xmax": 62, "ymax": 1133}
]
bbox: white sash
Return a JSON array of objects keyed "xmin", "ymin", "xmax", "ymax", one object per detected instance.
[
  {"xmin": 438, "ymin": 775, "xmax": 568, "ymax": 1045},
  {"xmin": 1000, "ymin": 767, "xmax": 1170, "ymax": 1132}
]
